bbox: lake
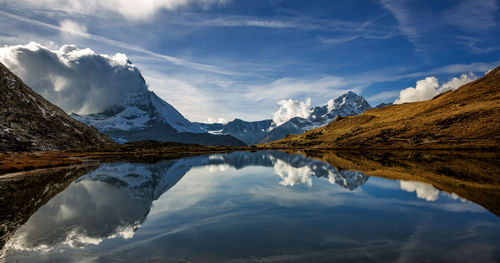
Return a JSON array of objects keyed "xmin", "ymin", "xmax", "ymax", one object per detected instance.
[{"xmin": 1, "ymin": 150, "xmax": 499, "ymax": 262}]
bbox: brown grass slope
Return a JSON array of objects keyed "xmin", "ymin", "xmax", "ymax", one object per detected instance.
[
  {"xmin": 264, "ymin": 65, "xmax": 500, "ymax": 149},
  {"xmin": 0, "ymin": 62, "xmax": 115, "ymax": 151}
]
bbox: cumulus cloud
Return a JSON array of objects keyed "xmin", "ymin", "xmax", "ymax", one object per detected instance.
[
  {"xmin": 0, "ymin": 42, "xmax": 148, "ymax": 114},
  {"xmin": 400, "ymin": 180, "xmax": 439, "ymax": 201},
  {"xmin": 394, "ymin": 73, "xmax": 477, "ymax": 104},
  {"xmin": 8, "ymin": 0, "xmax": 230, "ymax": 21},
  {"xmin": 272, "ymin": 97, "xmax": 312, "ymax": 126},
  {"xmin": 438, "ymin": 73, "xmax": 477, "ymax": 93},
  {"xmin": 394, "ymin": 76, "xmax": 439, "ymax": 104}
]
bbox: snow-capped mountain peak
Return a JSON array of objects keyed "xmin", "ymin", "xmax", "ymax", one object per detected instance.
[
  {"xmin": 72, "ymin": 90, "xmax": 202, "ymax": 135},
  {"xmin": 196, "ymin": 91, "xmax": 372, "ymax": 145},
  {"xmin": 309, "ymin": 91, "xmax": 371, "ymax": 123},
  {"xmin": 332, "ymin": 91, "xmax": 371, "ymax": 115}
]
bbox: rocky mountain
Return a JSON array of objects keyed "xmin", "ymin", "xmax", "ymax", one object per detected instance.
[
  {"xmin": 195, "ymin": 119, "xmax": 273, "ymax": 145},
  {"xmin": 0, "ymin": 62, "xmax": 114, "ymax": 151},
  {"xmin": 264, "ymin": 65, "xmax": 500, "ymax": 149},
  {"xmin": 71, "ymin": 88, "xmax": 245, "ymax": 146},
  {"xmin": 196, "ymin": 91, "xmax": 372, "ymax": 144},
  {"xmin": 0, "ymin": 43, "xmax": 244, "ymax": 147}
]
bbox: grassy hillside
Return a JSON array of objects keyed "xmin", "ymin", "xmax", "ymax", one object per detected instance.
[{"xmin": 263, "ymin": 66, "xmax": 500, "ymax": 150}]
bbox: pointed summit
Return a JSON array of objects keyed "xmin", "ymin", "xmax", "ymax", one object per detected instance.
[{"xmin": 332, "ymin": 91, "xmax": 371, "ymax": 116}]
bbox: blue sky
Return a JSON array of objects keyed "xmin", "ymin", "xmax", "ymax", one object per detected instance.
[{"xmin": 0, "ymin": 0, "xmax": 499, "ymax": 122}]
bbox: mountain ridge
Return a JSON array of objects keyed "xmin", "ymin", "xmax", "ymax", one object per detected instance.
[
  {"xmin": 71, "ymin": 72, "xmax": 245, "ymax": 146},
  {"xmin": 262, "ymin": 65, "xmax": 500, "ymax": 149},
  {"xmin": 0, "ymin": 62, "xmax": 114, "ymax": 151},
  {"xmin": 196, "ymin": 91, "xmax": 372, "ymax": 145}
]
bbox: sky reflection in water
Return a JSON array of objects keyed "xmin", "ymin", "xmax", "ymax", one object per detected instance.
[{"xmin": 4, "ymin": 151, "xmax": 500, "ymax": 263}]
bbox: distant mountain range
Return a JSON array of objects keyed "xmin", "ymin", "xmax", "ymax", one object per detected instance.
[
  {"xmin": 0, "ymin": 56, "xmax": 376, "ymax": 149},
  {"xmin": 264, "ymin": 65, "xmax": 500, "ymax": 150},
  {"xmin": 0, "ymin": 62, "xmax": 114, "ymax": 151},
  {"xmin": 68, "ymin": 66, "xmax": 246, "ymax": 146},
  {"xmin": 71, "ymin": 87, "xmax": 245, "ymax": 146},
  {"xmin": 195, "ymin": 91, "xmax": 372, "ymax": 145}
]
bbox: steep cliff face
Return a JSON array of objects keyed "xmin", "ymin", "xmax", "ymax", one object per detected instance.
[{"xmin": 0, "ymin": 62, "xmax": 114, "ymax": 152}]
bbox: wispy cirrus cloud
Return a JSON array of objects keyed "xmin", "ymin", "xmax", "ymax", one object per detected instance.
[
  {"xmin": 0, "ymin": 10, "xmax": 234, "ymax": 75},
  {"xmin": 4, "ymin": 0, "xmax": 231, "ymax": 21},
  {"xmin": 379, "ymin": 0, "xmax": 425, "ymax": 51},
  {"xmin": 380, "ymin": 0, "xmax": 500, "ymax": 54},
  {"xmin": 168, "ymin": 13, "xmax": 396, "ymax": 33},
  {"xmin": 444, "ymin": 0, "xmax": 498, "ymax": 32}
]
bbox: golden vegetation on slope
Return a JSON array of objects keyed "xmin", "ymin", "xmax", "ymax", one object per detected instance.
[{"xmin": 263, "ymin": 66, "xmax": 500, "ymax": 149}]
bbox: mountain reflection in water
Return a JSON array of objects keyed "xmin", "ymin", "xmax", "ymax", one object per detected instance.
[{"xmin": 2, "ymin": 150, "xmax": 499, "ymax": 263}]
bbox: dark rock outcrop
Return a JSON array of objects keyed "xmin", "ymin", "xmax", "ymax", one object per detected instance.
[{"xmin": 0, "ymin": 62, "xmax": 114, "ymax": 151}]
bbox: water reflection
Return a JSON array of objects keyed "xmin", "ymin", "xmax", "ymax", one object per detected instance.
[
  {"xmin": 400, "ymin": 180, "xmax": 440, "ymax": 201},
  {"xmin": 2, "ymin": 150, "xmax": 500, "ymax": 263},
  {"xmin": 5, "ymin": 151, "xmax": 368, "ymax": 254}
]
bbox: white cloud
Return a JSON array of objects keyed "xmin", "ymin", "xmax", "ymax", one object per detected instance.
[
  {"xmin": 394, "ymin": 73, "xmax": 477, "ymax": 104},
  {"xmin": 273, "ymin": 159, "xmax": 313, "ymax": 187},
  {"xmin": 379, "ymin": 0, "xmax": 424, "ymax": 51},
  {"xmin": 7, "ymin": 0, "xmax": 230, "ymax": 21},
  {"xmin": 241, "ymin": 76, "xmax": 354, "ymax": 118},
  {"xmin": 142, "ymin": 67, "xmax": 357, "ymax": 122},
  {"xmin": 0, "ymin": 42, "xmax": 148, "ymax": 114},
  {"xmin": 272, "ymin": 98, "xmax": 312, "ymax": 126},
  {"xmin": 394, "ymin": 76, "xmax": 439, "ymax": 104},
  {"xmin": 0, "ymin": 10, "xmax": 233, "ymax": 75},
  {"xmin": 438, "ymin": 72, "xmax": 477, "ymax": 93},
  {"xmin": 400, "ymin": 180, "xmax": 439, "ymax": 201},
  {"xmin": 59, "ymin": 19, "xmax": 87, "ymax": 35}
]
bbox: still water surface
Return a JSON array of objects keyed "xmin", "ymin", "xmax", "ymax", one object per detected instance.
[{"xmin": 3, "ymin": 151, "xmax": 500, "ymax": 262}]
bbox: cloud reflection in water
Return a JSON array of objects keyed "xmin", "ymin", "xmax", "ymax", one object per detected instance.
[{"xmin": 4, "ymin": 151, "xmax": 497, "ymax": 263}]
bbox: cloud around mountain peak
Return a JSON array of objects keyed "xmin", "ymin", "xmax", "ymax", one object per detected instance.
[
  {"xmin": 0, "ymin": 42, "xmax": 147, "ymax": 115},
  {"xmin": 272, "ymin": 98, "xmax": 312, "ymax": 126}
]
